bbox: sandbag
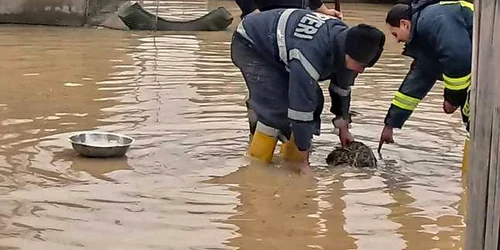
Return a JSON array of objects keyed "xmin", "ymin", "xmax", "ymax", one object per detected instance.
[{"xmin": 118, "ymin": 3, "xmax": 233, "ymax": 31}]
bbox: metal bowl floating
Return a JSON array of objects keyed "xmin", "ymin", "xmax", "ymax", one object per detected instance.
[{"xmin": 69, "ymin": 131, "xmax": 134, "ymax": 158}]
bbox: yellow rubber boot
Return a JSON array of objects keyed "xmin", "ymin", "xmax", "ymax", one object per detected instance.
[
  {"xmin": 247, "ymin": 122, "xmax": 279, "ymax": 163},
  {"xmin": 462, "ymin": 136, "xmax": 470, "ymax": 173},
  {"xmin": 280, "ymin": 134, "xmax": 305, "ymax": 162}
]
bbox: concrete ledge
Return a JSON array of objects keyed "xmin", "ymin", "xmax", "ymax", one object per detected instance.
[
  {"xmin": 0, "ymin": 0, "xmax": 87, "ymax": 26},
  {"xmin": 86, "ymin": 1, "xmax": 131, "ymax": 30}
]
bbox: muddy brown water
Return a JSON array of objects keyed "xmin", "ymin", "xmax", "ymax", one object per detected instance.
[{"xmin": 0, "ymin": 1, "xmax": 468, "ymax": 249}]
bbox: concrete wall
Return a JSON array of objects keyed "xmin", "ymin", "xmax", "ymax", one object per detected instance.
[
  {"xmin": 86, "ymin": 0, "xmax": 121, "ymax": 17},
  {"xmin": 0, "ymin": 0, "xmax": 120, "ymax": 27},
  {"xmin": 86, "ymin": 0, "xmax": 131, "ymax": 30}
]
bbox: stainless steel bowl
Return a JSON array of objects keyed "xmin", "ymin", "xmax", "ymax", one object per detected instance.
[{"xmin": 69, "ymin": 131, "xmax": 134, "ymax": 158}]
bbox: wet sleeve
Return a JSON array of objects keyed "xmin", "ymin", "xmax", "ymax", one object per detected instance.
[
  {"xmin": 287, "ymin": 49, "xmax": 322, "ymax": 151},
  {"xmin": 384, "ymin": 60, "xmax": 437, "ymax": 128},
  {"xmin": 235, "ymin": 0, "xmax": 257, "ymax": 17},
  {"xmin": 329, "ymin": 69, "xmax": 357, "ymax": 128},
  {"xmin": 309, "ymin": 0, "xmax": 324, "ymax": 10},
  {"xmin": 424, "ymin": 15, "xmax": 472, "ymax": 107}
]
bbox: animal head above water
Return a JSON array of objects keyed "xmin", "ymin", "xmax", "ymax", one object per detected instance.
[{"xmin": 326, "ymin": 141, "xmax": 377, "ymax": 168}]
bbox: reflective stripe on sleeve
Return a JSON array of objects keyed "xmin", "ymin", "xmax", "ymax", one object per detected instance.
[
  {"xmin": 288, "ymin": 108, "xmax": 314, "ymax": 121},
  {"xmin": 443, "ymin": 73, "xmax": 471, "ymax": 91},
  {"xmin": 391, "ymin": 91, "xmax": 421, "ymax": 111}
]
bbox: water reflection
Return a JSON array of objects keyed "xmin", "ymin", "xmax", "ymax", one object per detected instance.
[
  {"xmin": 0, "ymin": 1, "xmax": 467, "ymax": 249},
  {"xmin": 69, "ymin": 156, "xmax": 132, "ymax": 183},
  {"xmin": 210, "ymin": 161, "xmax": 322, "ymax": 250}
]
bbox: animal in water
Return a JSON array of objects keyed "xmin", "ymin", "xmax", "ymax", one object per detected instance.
[{"xmin": 326, "ymin": 141, "xmax": 377, "ymax": 168}]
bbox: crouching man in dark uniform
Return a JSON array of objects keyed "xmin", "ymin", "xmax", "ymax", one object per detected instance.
[
  {"xmin": 379, "ymin": 0, "xmax": 473, "ymax": 148},
  {"xmin": 231, "ymin": 8, "xmax": 386, "ymax": 174},
  {"xmin": 234, "ymin": 0, "xmax": 343, "ymax": 144}
]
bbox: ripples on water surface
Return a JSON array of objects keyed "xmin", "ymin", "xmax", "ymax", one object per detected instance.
[{"xmin": 0, "ymin": 1, "xmax": 467, "ymax": 249}]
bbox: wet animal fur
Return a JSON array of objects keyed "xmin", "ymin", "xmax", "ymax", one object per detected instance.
[{"xmin": 326, "ymin": 141, "xmax": 377, "ymax": 168}]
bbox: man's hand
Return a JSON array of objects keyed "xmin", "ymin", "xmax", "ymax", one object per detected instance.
[
  {"xmin": 322, "ymin": 8, "xmax": 343, "ymax": 19},
  {"xmin": 314, "ymin": 4, "xmax": 343, "ymax": 19},
  {"xmin": 250, "ymin": 9, "xmax": 260, "ymax": 15},
  {"xmin": 443, "ymin": 100, "xmax": 458, "ymax": 114},
  {"xmin": 333, "ymin": 117, "xmax": 353, "ymax": 147},
  {"xmin": 378, "ymin": 125, "xmax": 394, "ymax": 153},
  {"xmin": 338, "ymin": 127, "xmax": 354, "ymax": 147}
]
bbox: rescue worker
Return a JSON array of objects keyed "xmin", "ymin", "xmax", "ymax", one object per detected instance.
[
  {"xmin": 231, "ymin": 8, "xmax": 386, "ymax": 173},
  {"xmin": 234, "ymin": 0, "xmax": 343, "ymax": 142},
  {"xmin": 378, "ymin": 0, "xmax": 473, "ymax": 148},
  {"xmin": 234, "ymin": 0, "xmax": 343, "ymax": 19}
]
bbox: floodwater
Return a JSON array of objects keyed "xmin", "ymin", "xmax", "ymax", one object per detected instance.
[{"xmin": 0, "ymin": 1, "xmax": 468, "ymax": 249}]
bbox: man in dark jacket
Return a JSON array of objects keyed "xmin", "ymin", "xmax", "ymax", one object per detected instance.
[
  {"xmin": 379, "ymin": 0, "xmax": 473, "ymax": 148},
  {"xmin": 231, "ymin": 9, "xmax": 385, "ymax": 173},
  {"xmin": 235, "ymin": 0, "xmax": 343, "ymax": 145},
  {"xmin": 235, "ymin": 0, "xmax": 343, "ymax": 19}
]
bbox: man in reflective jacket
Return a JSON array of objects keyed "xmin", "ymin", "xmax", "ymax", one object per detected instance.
[
  {"xmin": 379, "ymin": 0, "xmax": 473, "ymax": 147},
  {"xmin": 234, "ymin": 0, "xmax": 343, "ymax": 143},
  {"xmin": 231, "ymin": 8, "xmax": 385, "ymax": 173}
]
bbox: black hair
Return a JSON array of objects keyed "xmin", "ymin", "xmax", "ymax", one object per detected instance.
[{"xmin": 385, "ymin": 4, "xmax": 411, "ymax": 27}]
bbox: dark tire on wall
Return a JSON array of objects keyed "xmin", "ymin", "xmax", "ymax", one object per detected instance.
[{"xmin": 118, "ymin": 3, "xmax": 234, "ymax": 31}]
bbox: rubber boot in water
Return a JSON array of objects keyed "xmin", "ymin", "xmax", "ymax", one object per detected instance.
[
  {"xmin": 247, "ymin": 122, "xmax": 279, "ymax": 163},
  {"xmin": 280, "ymin": 134, "xmax": 305, "ymax": 162}
]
